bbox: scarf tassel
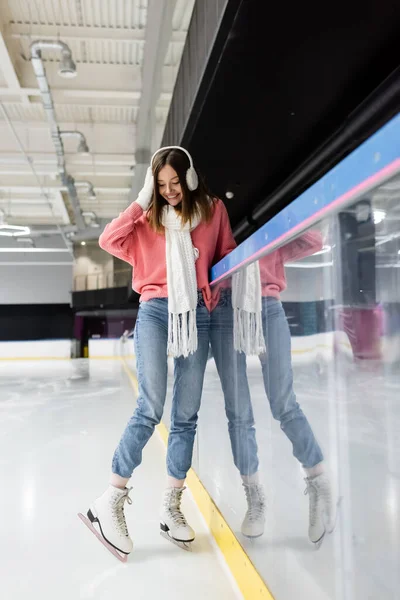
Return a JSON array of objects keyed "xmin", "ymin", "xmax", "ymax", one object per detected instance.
[
  {"xmin": 233, "ymin": 307, "xmax": 266, "ymax": 356},
  {"xmin": 168, "ymin": 309, "xmax": 198, "ymax": 358}
]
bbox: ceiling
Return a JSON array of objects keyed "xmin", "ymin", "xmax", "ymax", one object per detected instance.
[
  {"xmin": 0, "ymin": 0, "xmax": 195, "ymax": 243},
  {"xmin": 1, "ymin": 0, "xmax": 399, "ymax": 259}
]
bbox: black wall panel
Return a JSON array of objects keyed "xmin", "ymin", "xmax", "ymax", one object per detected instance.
[{"xmin": 0, "ymin": 304, "xmax": 73, "ymax": 341}]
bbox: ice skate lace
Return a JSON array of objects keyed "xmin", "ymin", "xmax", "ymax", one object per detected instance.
[
  {"xmin": 304, "ymin": 477, "xmax": 331, "ymax": 527},
  {"xmin": 112, "ymin": 488, "xmax": 132, "ymax": 537},
  {"xmin": 304, "ymin": 478, "xmax": 318, "ymax": 526},
  {"xmin": 164, "ymin": 488, "xmax": 188, "ymax": 528},
  {"xmin": 244, "ymin": 484, "xmax": 266, "ymax": 522}
]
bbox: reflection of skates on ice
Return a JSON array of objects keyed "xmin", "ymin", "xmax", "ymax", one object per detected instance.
[
  {"xmin": 78, "ymin": 486, "xmax": 133, "ymax": 562},
  {"xmin": 241, "ymin": 482, "xmax": 266, "ymax": 538},
  {"xmin": 305, "ymin": 474, "xmax": 337, "ymax": 549},
  {"xmin": 160, "ymin": 487, "xmax": 195, "ymax": 551}
]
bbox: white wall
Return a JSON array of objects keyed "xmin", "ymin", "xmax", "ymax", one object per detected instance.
[
  {"xmin": 0, "ymin": 264, "xmax": 72, "ymax": 304},
  {"xmin": 376, "ymin": 266, "xmax": 400, "ymax": 303},
  {"xmin": 74, "ymin": 243, "xmax": 113, "ymax": 291},
  {"xmin": 281, "ymin": 265, "xmax": 334, "ymax": 302}
]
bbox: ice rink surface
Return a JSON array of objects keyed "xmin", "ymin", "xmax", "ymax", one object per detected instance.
[
  {"xmin": 2, "ymin": 353, "xmax": 399, "ymax": 600},
  {"xmin": 0, "ymin": 359, "xmax": 241, "ymax": 600}
]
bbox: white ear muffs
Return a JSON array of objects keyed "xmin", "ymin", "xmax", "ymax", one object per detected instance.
[{"xmin": 151, "ymin": 146, "xmax": 199, "ymax": 191}]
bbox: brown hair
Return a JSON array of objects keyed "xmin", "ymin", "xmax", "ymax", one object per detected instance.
[{"xmin": 147, "ymin": 148, "xmax": 215, "ymax": 233}]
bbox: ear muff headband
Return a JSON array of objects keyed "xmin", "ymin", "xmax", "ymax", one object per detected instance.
[{"xmin": 151, "ymin": 145, "xmax": 199, "ymax": 191}]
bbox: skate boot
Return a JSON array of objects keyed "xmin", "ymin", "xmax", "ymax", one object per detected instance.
[
  {"xmin": 305, "ymin": 473, "xmax": 335, "ymax": 548},
  {"xmin": 78, "ymin": 486, "xmax": 133, "ymax": 562},
  {"xmin": 241, "ymin": 482, "xmax": 266, "ymax": 538},
  {"xmin": 160, "ymin": 487, "xmax": 195, "ymax": 551}
]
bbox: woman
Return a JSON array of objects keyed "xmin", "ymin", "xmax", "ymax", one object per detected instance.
[
  {"xmin": 81, "ymin": 147, "xmax": 264, "ymax": 560},
  {"xmin": 257, "ymin": 233, "xmax": 335, "ymax": 546}
]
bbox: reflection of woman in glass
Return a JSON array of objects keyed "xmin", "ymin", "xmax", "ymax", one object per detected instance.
[{"xmin": 258, "ymin": 231, "xmax": 335, "ymax": 546}]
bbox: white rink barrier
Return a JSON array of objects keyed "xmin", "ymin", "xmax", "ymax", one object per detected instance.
[
  {"xmin": 89, "ymin": 337, "xmax": 133, "ymax": 358},
  {"xmin": 3, "ymin": 332, "xmax": 395, "ymax": 363},
  {"xmin": 0, "ymin": 340, "xmax": 71, "ymax": 359},
  {"xmin": 291, "ymin": 331, "xmax": 352, "ymax": 364},
  {"xmin": 91, "ymin": 332, "xmax": 354, "ymax": 362}
]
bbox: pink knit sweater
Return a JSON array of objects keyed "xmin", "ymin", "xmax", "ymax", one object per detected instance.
[
  {"xmin": 259, "ymin": 230, "xmax": 323, "ymax": 297},
  {"xmin": 98, "ymin": 199, "xmax": 323, "ymax": 307},
  {"xmin": 98, "ymin": 199, "xmax": 236, "ymax": 311}
]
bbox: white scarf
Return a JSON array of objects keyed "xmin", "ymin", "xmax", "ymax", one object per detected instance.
[
  {"xmin": 162, "ymin": 205, "xmax": 201, "ymax": 358},
  {"xmin": 161, "ymin": 205, "xmax": 265, "ymax": 358},
  {"xmin": 232, "ymin": 263, "xmax": 266, "ymax": 355}
]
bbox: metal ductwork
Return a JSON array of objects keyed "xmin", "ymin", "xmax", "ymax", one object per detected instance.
[
  {"xmin": 68, "ymin": 220, "xmax": 110, "ymax": 243},
  {"xmin": 82, "ymin": 211, "xmax": 100, "ymax": 228},
  {"xmin": 29, "ymin": 40, "xmax": 94, "ymax": 232},
  {"xmin": 60, "ymin": 131, "xmax": 90, "ymax": 154},
  {"xmin": 75, "ymin": 180, "xmax": 96, "ymax": 200},
  {"xmin": 62, "ymin": 174, "xmax": 85, "ymax": 229}
]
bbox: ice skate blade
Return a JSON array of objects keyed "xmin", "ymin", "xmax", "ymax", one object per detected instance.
[
  {"xmin": 78, "ymin": 513, "xmax": 129, "ymax": 563},
  {"xmin": 310, "ymin": 530, "xmax": 325, "ymax": 550},
  {"xmin": 242, "ymin": 531, "xmax": 264, "ymax": 539},
  {"xmin": 160, "ymin": 529, "xmax": 193, "ymax": 552},
  {"xmin": 313, "ymin": 535, "xmax": 325, "ymax": 550}
]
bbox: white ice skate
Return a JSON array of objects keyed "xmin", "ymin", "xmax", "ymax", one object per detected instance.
[
  {"xmin": 78, "ymin": 486, "xmax": 133, "ymax": 562},
  {"xmin": 241, "ymin": 483, "xmax": 266, "ymax": 538},
  {"xmin": 160, "ymin": 487, "xmax": 195, "ymax": 551},
  {"xmin": 305, "ymin": 473, "xmax": 335, "ymax": 549}
]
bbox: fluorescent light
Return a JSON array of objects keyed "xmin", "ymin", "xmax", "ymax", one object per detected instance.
[
  {"xmin": 373, "ymin": 209, "xmax": 386, "ymax": 225},
  {"xmin": 312, "ymin": 245, "xmax": 332, "ymax": 256},
  {"xmin": 0, "ymin": 262, "xmax": 73, "ymax": 266},
  {"xmin": 0, "ymin": 225, "xmax": 31, "ymax": 237},
  {"xmin": 377, "ymin": 264, "xmax": 400, "ymax": 268},
  {"xmin": 286, "ymin": 261, "xmax": 333, "ymax": 268},
  {"xmin": 0, "ymin": 247, "xmax": 70, "ymax": 252}
]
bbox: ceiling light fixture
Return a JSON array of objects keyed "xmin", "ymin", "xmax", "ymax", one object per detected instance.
[
  {"xmin": 60, "ymin": 131, "xmax": 90, "ymax": 154},
  {"xmin": 77, "ymin": 139, "xmax": 90, "ymax": 154},
  {"xmin": 16, "ymin": 237, "xmax": 35, "ymax": 247},
  {"xmin": 0, "ymin": 225, "xmax": 31, "ymax": 237},
  {"xmin": 373, "ymin": 209, "xmax": 386, "ymax": 225},
  {"xmin": 285, "ymin": 261, "xmax": 334, "ymax": 268},
  {"xmin": 0, "ymin": 247, "xmax": 70, "ymax": 253},
  {"xmin": 58, "ymin": 51, "xmax": 77, "ymax": 78},
  {"xmin": 312, "ymin": 245, "xmax": 332, "ymax": 256}
]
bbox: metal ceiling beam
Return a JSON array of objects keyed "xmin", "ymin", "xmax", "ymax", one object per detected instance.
[
  {"xmin": 130, "ymin": 0, "xmax": 178, "ymax": 202},
  {"xmin": 19, "ymin": 62, "xmax": 177, "ymax": 93},
  {"xmin": 0, "ymin": 185, "xmax": 130, "ymax": 194},
  {"xmin": 0, "ymin": 153, "xmax": 133, "ymax": 165},
  {"xmin": 0, "ymin": 87, "xmax": 142, "ymax": 103},
  {"xmin": 0, "ymin": 101, "xmax": 74, "ymax": 255},
  {"xmin": 8, "ymin": 23, "xmax": 186, "ymax": 44}
]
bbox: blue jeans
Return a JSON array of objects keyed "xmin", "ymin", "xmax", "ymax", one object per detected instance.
[
  {"xmin": 112, "ymin": 293, "xmax": 259, "ymax": 479},
  {"xmin": 208, "ymin": 292, "xmax": 259, "ymax": 476},
  {"xmin": 259, "ymin": 297, "xmax": 323, "ymax": 468}
]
